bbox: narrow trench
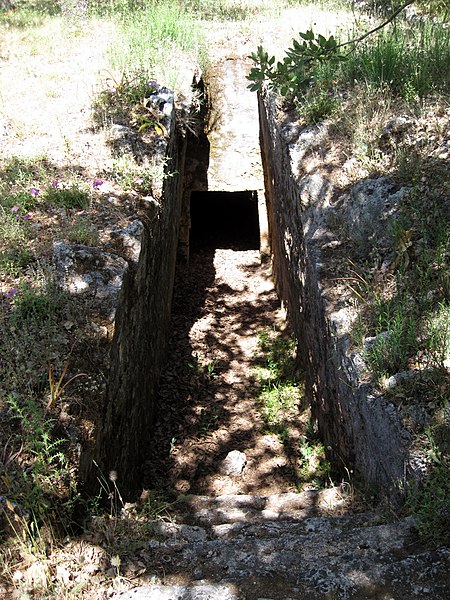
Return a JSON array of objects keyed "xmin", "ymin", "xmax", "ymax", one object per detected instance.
[
  {"xmin": 145, "ymin": 208, "xmax": 301, "ymax": 497},
  {"xmin": 143, "ymin": 93, "xmax": 308, "ymax": 496}
]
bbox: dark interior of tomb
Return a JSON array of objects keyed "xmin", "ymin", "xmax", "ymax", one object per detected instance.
[{"xmin": 189, "ymin": 190, "xmax": 260, "ymax": 251}]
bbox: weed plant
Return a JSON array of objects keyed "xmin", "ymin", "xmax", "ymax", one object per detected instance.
[
  {"xmin": 364, "ymin": 0, "xmax": 450, "ymax": 17},
  {"xmin": 11, "ymin": 281, "xmax": 63, "ymax": 324},
  {"xmin": 407, "ymin": 419, "xmax": 450, "ymax": 546},
  {"xmin": 345, "ymin": 112, "xmax": 449, "ymax": 386},
  {"xmin": 248, "ymin": 6, "xmax": 450, "ymax": 125},
  {"xmin": 408, "ymin": 462, "xmax": 450, "ymax": 546},
  {"xmin": 0, "ymin": 156, "xmax": 54, "ymax": 211},
  {"xmin": 7, "ymin": 395, "xmax": 69, "ymax": 489},
  {"xmin": 297, "ymin": 420, "xmax": 331, "ymax": 489},
  {"xmin": 1, "ymin": 155, "xmax": 50, "ymax": 188},
  {"xmin": 2, "ymin": 392, "xmax": 77, "ymax": 560},
  {"xmin": 92, "ymin": 69, "xmax": 159, "ymax": 127},
  {"xmin": 0, "ymin": 206, "xmax": 32, "ymax": 277},
  {"xmin": 254, "ymin": 330, "xmax": 304, "ymax": 444},
  {"xmin": 425, "ymin": 302, "xmax": 450, "ymax": 369},
  {"xmin": 364, "ymin": 296, "xmax": 418, "ymax": 379},
  {"xmin": 109, "ymin": 154, "xmax": 164, "ymax": 193},
  {"xmin": 67, "ymin": 216, "xmax": 99, "ymax": 246},
  {"xmin": 143, "ymin": 489, "xmax": 177, "ymax": 521},
  {"xmin": 254, "ymin": 329, "xmax": 333, "ymax": 489},
  {"xmin": 42, "ymin": 183, "xmax": 90, "ymax": 210},
  {"xmin": 87, "ymin": 0, "xmax": 146, "ymax": 17},
  {"xmin": 0, "ymin": 0, "xmax": 61, "ymax": 28},
  {"xmin": 298, "ymin": 86, "xmax": 340, "ymax": 124},
  {"xmin": 256, "ymin": 329, "xmax": 299, "ymax": 381},
  {"xmin": 183, "ymin": 0, "xmax": 262, "ymax": 21},
  {"xmin": 0, "ymin": 270, "xmax": 72, "ymax": 398}
]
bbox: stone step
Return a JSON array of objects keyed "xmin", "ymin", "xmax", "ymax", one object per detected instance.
[
  {"xmin": 147, "ymin": 511, "xmax": 380, "ymax": 544},
  {"xmin": 176, "ymin": 487, "xmax": 347, "ymax": 526},
  {"xmin": 108, "ymin": 488, "xmax": 450, "ymax": 600},
  {"xmin": 147, "ymin": 516, "xmax": 417, "ymax": 578},
  {"xmin": 113, "ymin": 515, "xmax": 450, "ymax": 599},
  {"xmin": 113, "ymin": 583, "xmax": 237, "ymax": 600},
  {"xmin": 111, "ymin": 491, "xmax": 449, "ymax": 599}
]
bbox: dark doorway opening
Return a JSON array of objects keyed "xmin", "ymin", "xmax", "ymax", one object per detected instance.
[{"xmin": 190, "ymin": 190, "xmax": 260, "ymax": 251}]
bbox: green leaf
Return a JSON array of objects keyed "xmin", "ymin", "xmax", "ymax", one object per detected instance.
[
  {"xmin": 300, "ymin": 29, "xmax": 315, "ymax": 41},
  {"xmin": 325, "ymin": 35, "xmax": 337, "ymax": 50}
]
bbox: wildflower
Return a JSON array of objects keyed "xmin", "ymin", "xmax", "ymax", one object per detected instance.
[
  {"xmin": 5, "ymin": 288, "xmax": 18, "ymax": 299},
  {"xmin": 23, "ymin": 213, "xmax": 31, "ymax": 220},
  {"xmin": 29, "ymin": 187, "xmax": 40, "ymax": 196},
  {"xmin": 11, "ymin": 205, "xmax": 19, "ymax": 213},
  {"xmin": 93, "ymin": 179, "xmax": 104, "ymax": 189},
  {"xmin": 135, "ymin": 176, "xmax": 143, "ymax": 185},
  {"xmin": 51, "ymin": 180, "xmax": 60, "ymax": 188}
]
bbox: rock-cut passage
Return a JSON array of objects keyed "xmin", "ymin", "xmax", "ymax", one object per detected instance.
[{"xmin": 144, "ymin": 190, "xmax": 308, "ymax": 497}]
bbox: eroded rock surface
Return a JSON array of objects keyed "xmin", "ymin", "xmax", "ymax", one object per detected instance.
[
  {"xmin": 110, "ymin": 493, "xmax": 449, "ymax": 599},
  {"xmin": 53, "ymin": 241, "xmax": 128, "ymax": 321}
]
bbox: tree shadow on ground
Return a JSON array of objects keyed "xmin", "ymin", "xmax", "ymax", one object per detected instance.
[{"xmin": 142, "ymin": 227, "xmax": 309, "ymax": 497}]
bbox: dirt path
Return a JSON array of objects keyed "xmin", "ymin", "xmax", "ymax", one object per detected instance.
[{"xmin": 145, "ymin": 245, "xmax": 307, "ymax": 497}]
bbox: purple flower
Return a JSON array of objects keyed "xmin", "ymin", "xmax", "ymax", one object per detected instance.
[
  {"xmin": 23, "ymin": 213, "xmax": 31, "ymax": 220},
  {"xmin": 29, "ymin": 187, "xmax": 40, "ymax": 196},
  {"xmin": 93, "ymin": 179, "xmax": 104, "ymax": 189},
  {"xmin": 11, "ymin": 205, "xmax": 20, "ymax": 213},
  {"xmin": 5, "ymin": 288, "xmax": 18, "ymax": 299},
  {"xmin": 135, "ymin": 176, "xmax": 143, "ymax": 185},
  {"xmin": 51, "ymin": 180, "xmax": 60, "ymax": 188}
]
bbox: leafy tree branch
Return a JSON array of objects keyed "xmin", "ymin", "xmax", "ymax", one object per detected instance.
[{"xmin": 247, "ymin": 0, "xmax": 417, "ymax": 99}]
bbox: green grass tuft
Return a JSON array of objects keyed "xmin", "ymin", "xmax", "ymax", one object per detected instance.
[
  {"xmin": 11, "ymin": 282, "xmax": 63, "ymax": 324},
  {"xmin": 42, "ymin": 184, "xmax": 90, "ymax": 210},
  {"xmin": 339, "ymin": 20, "xmax": 450, "ymax": 98},
  {"xmin": 106, "ymin": 2, "xmax": 202, "ymax": 82},
  {"xmin": 254, "ymin": 329, "xmax": 303, "ymax": 443}
]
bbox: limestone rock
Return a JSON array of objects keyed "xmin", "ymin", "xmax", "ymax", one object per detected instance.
[
  {"xmin": 109, "ymin": 124, "xmax": 133, "ymax": 140},
  {"xmin": 109, "ymin": 497, "xmax": 450, "ymax": 600},
  {"xmin": 220, "ymin": 450, "xmax": 247, "ymax": 476},
  {"xmin": 109, "ymin": 219, "xmax": 144, "ymax": 263},
  {"xmin": 53, "ymin": 241, "xmax": 128, "ymax": 321},
  {"xmin": 381, "ymin": 115, "xmax": 416, "ymax": 138},
  {"xmin": 333, "ymin": 177, "xmax": 408, "ymax": 256}
]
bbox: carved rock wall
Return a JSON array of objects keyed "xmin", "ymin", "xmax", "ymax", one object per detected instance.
[
  {"xmin": 258, "ymin": 91, "xmax": 413, "ymax": 503},
  {"xmin": 81, "ymin": 104, "xmax": 186, "ymax": 497}
]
